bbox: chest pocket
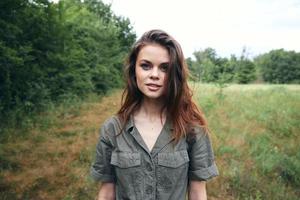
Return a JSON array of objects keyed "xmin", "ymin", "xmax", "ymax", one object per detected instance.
[
  {"xmin": 110, "ymin": 152, "xmax": 141, "ymax": 168},
  {"xmin": 158, "ymin": 150, "xmax": 190, "ymax": 168},
  {"xmin": 157, "ymin": 150, "xmax": 190, "ymax": 191},
  {"xmin": 110, "ymin": 152, "xmax": 143, "ymax": 199}
]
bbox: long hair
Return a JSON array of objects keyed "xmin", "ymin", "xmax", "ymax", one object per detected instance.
[{"xmin": 117, "ymin": 29, "xmax": 208, "ymax": 141}]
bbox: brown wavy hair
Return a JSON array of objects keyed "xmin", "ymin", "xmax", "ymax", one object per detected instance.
[{"xmin": 117, "ymin": 29, "xmax": 208, "ymax": 141}]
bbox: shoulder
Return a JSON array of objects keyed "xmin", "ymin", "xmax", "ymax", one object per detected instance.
[
  {"xmin": 188, "ymin": 124, "xmax": 209, "ymax": 137},
  {"xmin": 190, "ymin": 125, "xmax": 208, "ymax": 135},
  {"xmin": 102, "ymin": 115, "xmax": 121, "ymax": 128},
  {"xmin": 186, "ymin": 124, "xmax": 210, "ymax": 144},
  {"xmin": 100, "ymin": 115, "xmax": 122, "ymax": 137}
]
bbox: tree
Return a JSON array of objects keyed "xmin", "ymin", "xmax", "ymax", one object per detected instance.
[
  {"xmin": 234, "ymin": 59, "xmax": 256, "ymax": 83},
  {"xmin": 234, "ymin": 48, "xmax": 257, "ymax": 84},
  {"xmin": 191, "ymin": 48, "xmax": 233, "ymax": 83},
  {"xmin": 0, "ymin": 0, "xmax": 136, "ymax": 128},
  {"xmin": 255, "ymin": 49, "xmax": 300, "ymax": 83}
]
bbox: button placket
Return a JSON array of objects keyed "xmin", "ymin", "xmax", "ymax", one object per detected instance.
[
  {"xmin": 146, "ymin": 185, "xmax": 153, "ymax": 194},
  {"xmin": 144, "ymin": 155, "xmax": 156, "ymax": 199},
  {"xmin": 146, "ymin": 162, "xmax": 152, "ymax": 171}
]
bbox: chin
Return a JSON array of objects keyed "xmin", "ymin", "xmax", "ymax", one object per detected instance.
[{"xmin": 144, "ymin": 93, "xmax": 163, "ymax": 100}]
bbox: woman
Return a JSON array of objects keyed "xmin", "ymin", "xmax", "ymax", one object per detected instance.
[{"xmin": 91, "ymin": 29, "xmax": 219, "ymax": 200}]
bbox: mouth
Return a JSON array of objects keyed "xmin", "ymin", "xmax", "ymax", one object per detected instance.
[{"xmin": 145, "ymin": 83, "xmax": 162, "ymax": 91}]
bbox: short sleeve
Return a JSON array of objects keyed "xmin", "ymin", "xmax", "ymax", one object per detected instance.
[
  {"xmin": 90, "ymin": 119, "xmax": 116, "ymax": 183},
  {"xmin": 188, "ymin": 127, "xmax": 219, "ymax": 181}
]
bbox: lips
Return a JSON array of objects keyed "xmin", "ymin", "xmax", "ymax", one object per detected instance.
[{"xmin": 145, "ymin": 83, "xmax": 162, "ymax": 91}]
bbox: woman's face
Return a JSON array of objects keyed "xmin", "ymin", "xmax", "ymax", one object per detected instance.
[{"xmin": 135, "ymin": 44, "xmax": 170, "ymax": 101}]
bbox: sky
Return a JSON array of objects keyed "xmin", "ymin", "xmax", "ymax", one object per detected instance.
[{"xmin": 102, "ymin": 0, "xmax": 300, "ymax": 59}]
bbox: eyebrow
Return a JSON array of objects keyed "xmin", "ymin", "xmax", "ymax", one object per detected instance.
[{"xmin": 139, "ymin": 59, "xmax": 169, "ymax": 65}]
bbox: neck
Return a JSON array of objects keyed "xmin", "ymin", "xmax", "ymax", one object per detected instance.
[{"xmin": 136, "ymin": 97, "xmax": 166, "ymax": 120}]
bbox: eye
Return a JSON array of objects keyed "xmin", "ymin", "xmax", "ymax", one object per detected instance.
[
  {"xmin": 140, "ymin": 63, "xmax": 151, "ymax": 70},
  {"xmin": 160, "ymin": 63, "xmax": 169, "ymax": 72}
]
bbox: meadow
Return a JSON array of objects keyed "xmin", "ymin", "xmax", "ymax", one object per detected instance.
[{"xmin": 0, "ymin": 84, "xmax": 299, "ymax": 200}]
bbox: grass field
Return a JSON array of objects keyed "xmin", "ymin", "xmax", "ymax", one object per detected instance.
[{"xmin": 0, "ymin": 84, "xmax": 299, "ymax": 200}]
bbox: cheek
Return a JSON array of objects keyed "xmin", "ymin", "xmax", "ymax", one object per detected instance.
[
  {"xmin": 162, "ymin": 73, "xmax": 167, "ymax": 81},
  {"xmin": 136, "ymin": 76, "xmax": 142, "ymax": 89},
  {"xmin": 161, "ymin": 74, "xmax": 168, "ymax": 95},
  {"xmin": 135, "ymin": 68, "xmax": 147, "ymax": 81},
  {"xmin": 135, "ymin": 69, "xmax": 144, "ymax": 88},
  {"xmin": 162, "ymin": 73, "xmax": 167, "ymax": 85}
]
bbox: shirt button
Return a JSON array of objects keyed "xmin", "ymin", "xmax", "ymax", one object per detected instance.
[
  {"xmin": 146, "ymin": 185, "xmax": 153, "ymax": 194},
  {"xmin": 146, "ymin": 163, "xmax": 152, "ymax": 171}
]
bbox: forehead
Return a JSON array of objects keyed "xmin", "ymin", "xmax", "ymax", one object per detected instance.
[{"xmin": 137, "ymin": 44, "xmax": 170, "ymax": 63}]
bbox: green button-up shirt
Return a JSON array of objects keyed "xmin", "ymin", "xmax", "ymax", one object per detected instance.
[{"xmin": 91, "ymin": 115, "xmax": 218, "ymax": 200}]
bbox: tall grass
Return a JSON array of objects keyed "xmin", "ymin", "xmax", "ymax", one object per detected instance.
[
  {"xmin": 0, "ymin": 93, "xmax": 100, "ymax": 143},
  {"xmin": 192, "ymin": 83, "xmax": 300, "ymax": 200},
  {"xmin": 0, "ymin": 85, "xmax": 299, "ymax": 199},
  {"xmin": 0, "ymin": 92, "xmax": 104, "ymax": 200}
]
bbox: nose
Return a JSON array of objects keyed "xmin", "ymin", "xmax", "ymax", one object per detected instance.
[{"xmin": 150, "ymin": 67, "xmax": 159, "ymax": 79}]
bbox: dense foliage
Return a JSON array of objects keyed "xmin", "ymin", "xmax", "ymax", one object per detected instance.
[
  {"xmin": 187, "ymin": 48, "xmax": 300, "ymax": 84},
  {"xmin": 255, "ymin": 49, "xmax": 300, "ymax": 84},
  {"xmin": 0, "ymin": 0, "xmax": 136, "ymax": 127},
  {"xmin": 1, "ymin": 0, "xmax": 299, "ymax": 131}
]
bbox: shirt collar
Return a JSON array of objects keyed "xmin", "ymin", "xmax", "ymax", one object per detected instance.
[
  {"xmin": 125, "ymin": 114, "xmax": 173, "ymax": 133},
  {"xmin": 165, "ymin": 115, "xmax": 174, "ymax": 132},
  {"xmin": 125, "ymin": 115, "xmax": 135, "ymax": 133}
]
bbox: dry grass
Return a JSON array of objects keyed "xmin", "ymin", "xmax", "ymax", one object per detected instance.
[
  {"xmin": 1, "ymin": 84, "xmax": 299, "ymax": 200},
  {"xmin": 190, "ymin": 82, "xmax": 300, "ymax": 91},
  {"xmin": 1, "ymin": 90, "xmax": 122, "ymax": 200}
]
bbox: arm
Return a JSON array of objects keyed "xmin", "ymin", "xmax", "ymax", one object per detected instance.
[
  {"xmin": 188, "ymin": 181, "xmax": 207, "ymax": 200},
  {"xmin": 187, "ymin": 127, "xmax": 218, "ymax": 200},
  {"xmin": 91, "ymin": 118, "xmax": 117, "ymax": 199},
  {"xmin": 97, "ymin": 183, "xmax": 115, "ymax": 200}
]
